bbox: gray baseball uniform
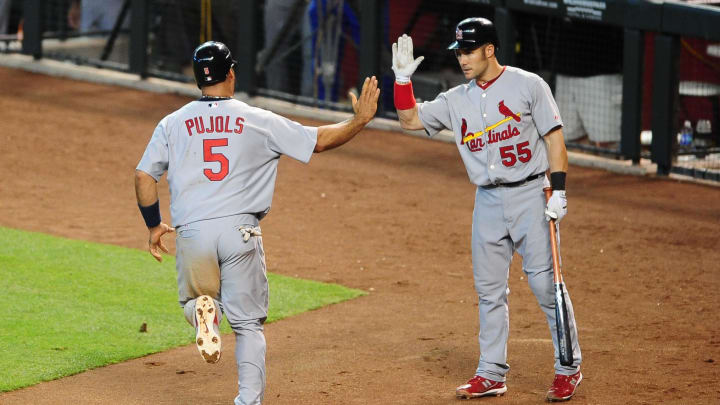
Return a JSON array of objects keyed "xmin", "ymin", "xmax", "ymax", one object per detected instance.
[
  {"xmin": 418, "ymin": 66, "xmax": 582, "ymax": 380},
  {"xmin": 137, "ymin": 96, "xmax": 317, "ymax": 405}
]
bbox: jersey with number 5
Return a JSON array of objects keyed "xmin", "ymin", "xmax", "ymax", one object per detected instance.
[
  {"xmin": 417, "ymin": 66, "xmax": 562, "ymax": 186},
  {"xmin": 136, "ymin": 98, "xmax": 317, "ymax": 227}
]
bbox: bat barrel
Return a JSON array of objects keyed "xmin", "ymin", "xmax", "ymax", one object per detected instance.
[{"xmin": 555, "ymin": 283, "xmax": 574, "ymax": 366}]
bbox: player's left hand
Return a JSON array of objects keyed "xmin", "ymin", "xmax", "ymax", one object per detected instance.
[
  {"xmin": 545, "ymin": 190, "xmax": 567, "ymax": 222},
  {"xmin": 148, "ymin": 222, "xmax": 175, "ymax": 262}
]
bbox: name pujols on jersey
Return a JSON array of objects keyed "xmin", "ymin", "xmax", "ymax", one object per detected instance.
[{"xmin": 184, "ymin": 115, "xmax": 245, "ymax": 136}]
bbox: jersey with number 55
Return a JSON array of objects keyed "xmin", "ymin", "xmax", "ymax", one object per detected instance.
[
  {"xmin": 136, "ymin": 98, "xmax": 317, "ymax": 227},
  {"xmin": 417, "ymin": 66, "xmax": 562, "ymax": 186}
]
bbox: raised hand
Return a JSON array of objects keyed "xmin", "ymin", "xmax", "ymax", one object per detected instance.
[
  {"xmin": 392, "ymin": 34, "xmax": 425, "ymax": 84},
  {"xmin": 349, "ymin": 76, "xmax": 380, "ymax": 124}
]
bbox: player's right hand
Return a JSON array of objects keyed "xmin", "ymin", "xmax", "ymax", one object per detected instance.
[
  {"xmin": 148, "ymin": 222, "xmax": 175, "ymax": 262},
  {"xmin": 545, "ymin": 191, "xmax": 567, "ymax": 223},
  {"xmin": 392, "ymin": 34, "xmax": 424, "ymax": 84}
]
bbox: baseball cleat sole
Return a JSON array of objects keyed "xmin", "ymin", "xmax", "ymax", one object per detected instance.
[
  {"xmin": 195, "ymin": 295, "xmax": 221, "ymax": 364},
  {"xmin": 547, "ymin": 392, "xmax": 577, "ymax": 402},
  {"xmin": 456, "ymin": 386, "xmax": 507, "ymax": 399}
]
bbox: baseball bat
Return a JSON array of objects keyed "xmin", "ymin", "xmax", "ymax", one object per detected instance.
[{"xmin": 544, "ymin": 187, "xmax": 574, "ymax": 367}]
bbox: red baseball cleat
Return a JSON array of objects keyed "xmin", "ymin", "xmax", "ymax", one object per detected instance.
[
  {"xmin": 456, "ymin": 375, "xmax": 507, "ymax": 399},
  {"xmin": 194, "ymin": 295, "xmax": 221, "ymax": 364},
  {"xmin": 546, "ymin": 371, "xmax": 582, "ymax": 402}
]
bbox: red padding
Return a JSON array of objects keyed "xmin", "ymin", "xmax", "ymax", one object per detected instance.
[{"xmin": 394, "ymin": 81, "xmax": 416, "ymax": 110}]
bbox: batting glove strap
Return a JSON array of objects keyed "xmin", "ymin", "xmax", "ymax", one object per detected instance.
[
  {"xmin": 395, "ymin": 75, "xmax": 411, "ymax": 85},
  {"xmin": 138, "ymin": 201, "xmax": 162, "ymax": 228},
  {"xmin": 545, "ymin": 190, "xmax": 568, "ymax": 223},
  {"xmin": 394, "ymin": 81, "xmax": 417, "ymax": 110}
]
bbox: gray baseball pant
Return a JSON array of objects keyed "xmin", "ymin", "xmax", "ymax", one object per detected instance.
[
  {"xmin": 471, "ymin": 177, "xmax": 582, "ymax": 381},
  {"xmin": 176, "ymin": 214, "xmax": 268, "ymax": 405}
]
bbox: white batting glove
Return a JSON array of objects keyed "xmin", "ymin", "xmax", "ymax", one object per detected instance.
[
  {"xmin": 545, "ymin": 190, "xmax": 567, "ymax": 223},
  {"xmin": 392, "ymin": 34, "xmax": 424, "ymax": 84}
]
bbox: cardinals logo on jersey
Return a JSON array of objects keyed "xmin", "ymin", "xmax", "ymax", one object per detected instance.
[
  {"xmin": 461, "ymin": 102, "xmax": 523, "ymax": 146},
  {"xmin": 498, "ymin": 100, "xmax": 521, "ymax": 122},
  {"xmin": 461, "ymin": 100, "xmax": 523, "ymax": 153}
]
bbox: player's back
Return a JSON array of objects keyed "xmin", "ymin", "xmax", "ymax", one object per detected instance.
[{"xmin": 147, "ymin": 98, "xmax": 316, "ymax": 226}]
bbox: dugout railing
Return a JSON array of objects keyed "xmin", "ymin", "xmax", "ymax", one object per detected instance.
[{"xmin": 4, "ymin": 0, "xmax": 720, "ymax": 182}]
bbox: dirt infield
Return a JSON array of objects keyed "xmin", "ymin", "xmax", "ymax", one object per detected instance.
[{"xmin": 1, "ymin": 67, "xmax": 718, "ymax": 405}]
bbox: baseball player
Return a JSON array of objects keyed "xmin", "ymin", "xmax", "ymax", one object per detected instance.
[
  {"xmin": 391, "ymin": 18, "xmax": 582, "ymax": 401},
  {"xmin": 134, "ymin": 41, "xmax": 379, "ymax": 405}
]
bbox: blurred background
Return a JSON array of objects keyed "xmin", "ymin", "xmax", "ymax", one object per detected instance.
[{"xmin": 0, "ymin": 0, "xmax": 719, "ymax": 182}]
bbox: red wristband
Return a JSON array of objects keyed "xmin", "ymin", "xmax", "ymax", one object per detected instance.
[{"xmin": 394, "ymin": 81, "xmax": 416, "ymax": 110}]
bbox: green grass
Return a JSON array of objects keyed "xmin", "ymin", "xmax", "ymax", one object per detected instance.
[{"xmin": 0, "ymin": 227, "xmax": 365, "ymax": 392}]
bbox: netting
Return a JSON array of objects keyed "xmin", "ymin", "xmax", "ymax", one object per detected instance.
[
  {"xmin": 2, "ymin": 0, "xmax": 719, "ymax": 181},
  {"xmin": 147, "ymin": 0, "xmax": 240, "ymax": 82},
  {"xmin": 513, "ymin": 12, "xmax": 624, "ymax": 154},
  {"xmin": 381, "ymin": 0, "xmax": 494, "ymax": 110},
  {"xmin": 256, "ymin": 0, "xmax": 361, "ymax": 107},
  {"xmin": 672, "ymin": 36, "xmax": 720, "ymax": 180}
]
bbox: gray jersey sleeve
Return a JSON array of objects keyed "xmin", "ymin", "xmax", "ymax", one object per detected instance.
[
  {"xmin": 530, "ymin": 78, "xmax": 563, "ymax": 136},
  {"xmin": 136, "ymin": 117, "xmax": 170, "ymax": 180},
  {"xmin": 263, "ymin": 111, "xmax": 318, "ymax": 163},
  {"xmin": 417, "ymin": 93, "xmax": 452, "ymax": 137}
]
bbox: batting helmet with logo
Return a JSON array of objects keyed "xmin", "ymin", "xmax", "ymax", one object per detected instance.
[
  {"xmin": 447, "ymin": 17, "xmax": 499, "ymax": 50},
  {"xmin": 192, "ymin": 41, "xmax": 237, "ymax": 89}
]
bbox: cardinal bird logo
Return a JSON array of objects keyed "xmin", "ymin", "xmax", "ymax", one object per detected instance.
[
  {"xmin": 460, "ymin": 118, "xmax": 485, "ymax": 152},
  {"xmin": 498, "ymin": 100, "xmax": 521, "ymax": 122}
]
